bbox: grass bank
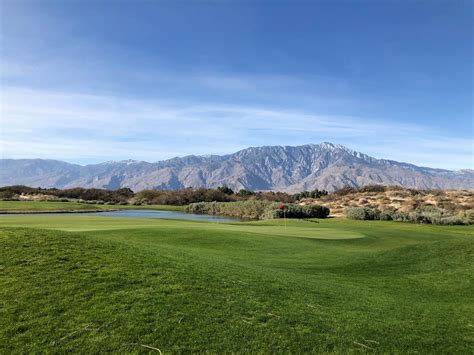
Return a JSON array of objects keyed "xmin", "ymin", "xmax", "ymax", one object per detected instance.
[{"xmin": 0, "ymin": 200, "xmax": 185, "ymax": 213}]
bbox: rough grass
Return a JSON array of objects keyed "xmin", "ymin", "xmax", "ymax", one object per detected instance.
[
  {"xmin": 0, "ymin": 200, "xmax": 184, "ymax": 213},
  {"xmin": 1, "ymin": 216, "xmax": 473, "ymax": 352}
]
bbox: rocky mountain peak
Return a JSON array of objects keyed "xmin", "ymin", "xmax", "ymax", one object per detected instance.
[{"xmin": 1, "ymin": 142, "xmax": 472, "ymax": 192}]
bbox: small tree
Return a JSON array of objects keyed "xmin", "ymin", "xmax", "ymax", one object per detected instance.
[
  {"xmin": 237, "ymin": 189, "xmax": 255, "ymax": 197},
  {"xmin": 217, "ymin": 185, "xmax": 234, "ymax": 195}
]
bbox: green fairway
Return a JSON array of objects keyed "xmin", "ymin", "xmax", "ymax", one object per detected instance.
[
  {"xmin": 0, "ymin": 200, "xmax": 111, "ymax": 212},
  {"xmin": 1, "ymin": 216, "xmax": 473, "ymax": 352},
  {"xmin": 0, "ymin": 200, "xmax": 184, "ymax": 213}
]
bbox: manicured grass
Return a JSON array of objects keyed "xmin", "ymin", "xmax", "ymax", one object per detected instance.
[
  {"xmin": 0, "ymin": 200, "xmax": 184, "ymax": 213},
  {"xmin": 0, "ymin": 216, "xmax": 473, "ymax": 352}
]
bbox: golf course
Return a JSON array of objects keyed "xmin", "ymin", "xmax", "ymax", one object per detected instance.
[{"xmin": 1, "ymin": 203, "xmax": 473, "ymax": 353}]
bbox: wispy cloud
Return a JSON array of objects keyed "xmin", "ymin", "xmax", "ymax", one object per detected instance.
[{"xmin": 1, "ymin": 86, "xmax": 472, "ymax": 169}]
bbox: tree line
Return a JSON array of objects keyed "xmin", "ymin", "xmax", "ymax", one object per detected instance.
[{"xmin": 0, "ymin": 185, "xmax": 328, "ymax": 205}]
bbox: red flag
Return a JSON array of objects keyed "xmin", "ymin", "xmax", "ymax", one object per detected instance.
[{"xmin": 278, "ymin": 204, "xmax": 286, "ymax": 210}]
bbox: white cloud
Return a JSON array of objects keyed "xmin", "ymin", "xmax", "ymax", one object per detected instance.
[{"xmin": 0, "ymin": 86, "xmax": 472, "ymax": 170}]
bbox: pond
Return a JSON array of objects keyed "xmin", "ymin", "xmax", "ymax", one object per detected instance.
[{"xmin": 1, "ymin": 209, "xmax": 241, "ymax": 223}]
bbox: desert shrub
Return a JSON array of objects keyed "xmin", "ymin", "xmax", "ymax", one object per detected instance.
[
  {"xmin": 293, "ymin": 189, "xmax": 328, "ymax": 200},
  {"xmin": 378, "ymin": 210, "xmax": 394, "ymax": 221},
  {"xmin": 0, "ymin": 185, "xmax": 131, "ymax": 204},
  {"xmin": 408, "ymin": 212, "xmax": 432, "ymax": 224},
  {"xmin": 461, "ymin": 210, "xmax": 474, "ymax": 224},
  {"xmin": 332, "ymin": 185, "xmax": 387, "ymax": 197},
  {"xmin": 437, "ymin": 201, "xmax": 457, "ymax": 212},
  {"xmin": 359, "ymin": 185, "xmax": 387, "ymax": 193},
  {"xmin": 134, "ymin": 188, "xmax": 237, "ymax": 205},
  {"xmin": 270, "ymin": 204, "xmax": 330, "ymax": 219},
  {"xmin": 0, "ymin": 185, "xmax": 50, "ymax": 195},
  {"xmin": 345, "ymin": 207, "xmax": 380, "ymax": 220},
  {"xmin": 0, "ymin": 190, "xmax": 16, "ymax": 199},
  {"xmin": 51, "ymin": 188, "xmax": 132, "ymax": 203},
  {"xmin": 428, "ymin": 189, "xmax": 445, "ymax": 197},
  {"xmin": 346, "ymin": 205, "xmax": 471, "ymax": 225},
  {"xmin": 333, "ymin": 186, "xmax": 357, "ymax": 196},
  {"xmin": 407, "ymin": 188, "xmax": 424, "ymax": 196},
  {"xmin": 305, "ymin": 205, "xmax": 330, "ymax": 218},
  {"xmin": 237, "ymin": 189, "xmax": 255, "ymax": 197},
  {"xmin": 407, "ymin": 205, "xmax": 444, "ymax": 224},
  {"xmin": 252, "ymin": 191, "xmax": 296, "ymax": 203},
  {"xmin": 0, "ymin": 185, "xmax": 300, "ymax": 206},
  {"xmin": 387, "ymin": 185, "xmax": 405, "ymax": 191},
  {"xmin": 435, "ymin": 216, "xmax": 466, "ymax": 225},
  {"xmin": 403, "ymin": 198, "xmax": 420, "ymax": 212},
  {"xmin": 186, "ymin": 201, "xmax": 329, "ymax": 220},
  {"xmin": 389, "ymin": 211, "xmax": 405, "ymax": 222},
  {"xmin": 185, "ymin": 202, "xmax": 207, "ymax": 214},
  {"xmin": 186, "ymin": 200, "xmax": 272, "ymax": 219}
]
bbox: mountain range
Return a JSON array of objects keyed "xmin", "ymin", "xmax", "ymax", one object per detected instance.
[{"xmin": 1, "ymin": 142, "xmax": 473, "ymax": 192}]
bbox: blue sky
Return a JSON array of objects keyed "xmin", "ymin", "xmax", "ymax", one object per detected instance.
[{"xmin": 1, "ymin": 0, "xmax": 472, "ymax": 169}]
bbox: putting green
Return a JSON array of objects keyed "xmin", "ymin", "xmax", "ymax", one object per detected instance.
[{"xmin": 0, "ymin": 215, "xmax": 365, "ymax": 239}]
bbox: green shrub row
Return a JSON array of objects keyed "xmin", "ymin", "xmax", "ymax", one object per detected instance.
[
  {"xmin": 268, "ymin": 204, "xmax": 330, "ymax": 219},
  {"xmin": 185, "ymin": 200, "xmax": 270, "ymax": 219},
  {"xmin": 185, "ymin": 201, "xmax": 330, "ymax": 220},
  {"xmin": 345, "ymin": 206, "xmax": 473, "ymax": 225}
]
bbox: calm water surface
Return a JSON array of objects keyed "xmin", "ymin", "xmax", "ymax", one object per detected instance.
[{"xmin": 1, "ymin": 209, "xmax": 241, "ymax": 223}]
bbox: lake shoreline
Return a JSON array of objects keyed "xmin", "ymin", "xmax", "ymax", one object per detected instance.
[
  {"xmin": 0, "ymin": 209, "xmax": 119, "ymax": 214},
  {"xmin": 0, "ymin": 209, "xmax": 242, "ymax": 222}
]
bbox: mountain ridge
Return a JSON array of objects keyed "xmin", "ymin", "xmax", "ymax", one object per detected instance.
[{"xmin": 1, "ymin": 142, "xmax": 473, "ymax": 192}]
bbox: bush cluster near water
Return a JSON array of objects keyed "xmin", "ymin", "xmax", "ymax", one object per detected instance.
[
  {"xmin": 270, "ymin": 204, "xmax": 330, "ymax": 219},
  {"xmin": 345, "ymin": 206, "xmax": 473, "ymax": 225},
  {"xmin": 185, "ymin": 200, "xmax": 330, "ymax": 220}
]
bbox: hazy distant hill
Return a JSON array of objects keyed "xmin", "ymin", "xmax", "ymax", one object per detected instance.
[{"xmin": 1, "ymin": 142, "xmax": 473, "ymax": 192}]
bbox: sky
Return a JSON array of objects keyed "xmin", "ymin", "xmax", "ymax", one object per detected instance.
[{"xmin": 0, "ymin": 0, "xmax": 472, "ymax": 169}]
